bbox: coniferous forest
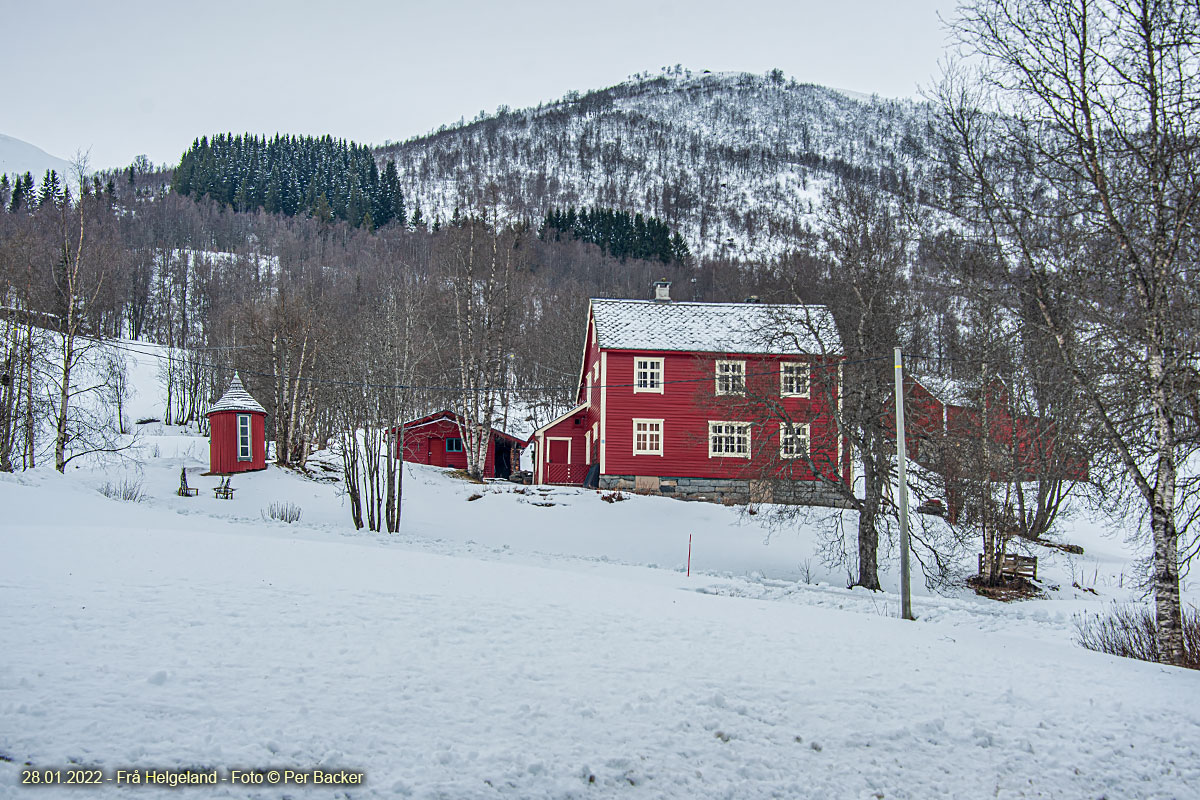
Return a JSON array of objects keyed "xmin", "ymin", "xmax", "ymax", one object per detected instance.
[
  {"xmin": 172, "ymin": 134, "xmax": 407, "ymax": 229},
  {"xmin": 540, "ymin": 207, "xmax": 690, "ymax": 264}
]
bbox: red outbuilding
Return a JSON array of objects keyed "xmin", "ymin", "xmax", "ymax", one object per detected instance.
[
  {"xmin": 531, "ymin": 283, "xmax": 852, "ymax": 506},
  {"xmin": 400, "ymin": 410, "xmax": 527, "ymax": 479},
  {"xmin": 896, "ymin": 375, "xmax": 1089, "ymax": 521},
  {"xmin": 206, "ymin": 373, "xmax": 267, "ymax": 475}
]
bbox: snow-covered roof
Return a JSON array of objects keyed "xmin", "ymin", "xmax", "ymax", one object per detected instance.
[
  {"xmin": 590, "ymin": 299, "xmax": 841, "ymax": 355},
  {"xmin": 207, "ymin": 373, "xmax": 266, "ymax": 415}
]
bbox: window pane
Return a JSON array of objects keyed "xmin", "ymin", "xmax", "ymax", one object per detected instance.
[
  {"xmin": 782, "ymin": 363, "xmax": 809, "ymax": 396},
  {"xmin": 635, "ymin": 359, "xmax": 662, "ymax": 390}
]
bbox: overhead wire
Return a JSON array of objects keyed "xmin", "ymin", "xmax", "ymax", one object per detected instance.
[{"xmin": 98, "ymin": 337, "xmax": 892, "ymax": 395}]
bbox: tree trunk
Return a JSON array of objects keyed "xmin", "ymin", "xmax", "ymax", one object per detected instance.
[
  {"xmin": 1151, "ymin": 399, "xmax": 1185, "ymax": 664},
  {"xmin": 854, "ymin": 450, "xmax": 883, "ymax": 591},
  {"xmin": 23, "ymin": 321, "xmax": 35, "ymax": 469}
]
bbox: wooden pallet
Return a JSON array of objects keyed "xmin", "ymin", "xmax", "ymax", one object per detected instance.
[{"xmin": 978, "ymin": 553, "xmax": 1037, "ymax": 581}]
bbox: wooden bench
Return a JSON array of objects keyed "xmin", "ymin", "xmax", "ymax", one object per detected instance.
[
  {"xmin": 213, "ymin": 477, "xmax": 236, "ymax": 499},
  {"xmin": 978, "ymin": 553, "xmax": 1038, "ymax": 581},
  {"xmin": 177, "ymin": 467, "xmax": 198, "ymax": 497}
]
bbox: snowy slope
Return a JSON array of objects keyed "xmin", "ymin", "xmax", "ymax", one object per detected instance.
[
  {"xmin": 1, "ymin": 339, "xmax": 1198, "ymax": 798},
  {"xmin": 380, "ymin": 70, "xmax": 936, "ymax": 259},
  {"xmin": 3, "ymin": 466, "xmax": 1199, "ymax": 799},
  {"xmin": 0, "ymin": 133, "xmax": 73, "ymax": 183}
]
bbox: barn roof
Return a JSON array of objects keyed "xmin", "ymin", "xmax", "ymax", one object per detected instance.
[
  {"xmin": 401, "ymin": 410, "xmax": 528, "ymax": 446},
  {"xmin": 589, "ymin": 299, "xmax": 841, "ymax": 355},
  {"xmin": 207, "ymin": 373, "xmax": 266, "ymax": 415}
]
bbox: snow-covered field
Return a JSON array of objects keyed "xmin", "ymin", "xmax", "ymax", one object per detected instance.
[{"xmin": 2, "ymin": 343, "xmax": 1198, "ymax": 798}]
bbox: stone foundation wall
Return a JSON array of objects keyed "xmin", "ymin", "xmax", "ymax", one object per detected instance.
[{"xmin": 599, "ymin": 474, "xmax": 851, "ymax": 508}]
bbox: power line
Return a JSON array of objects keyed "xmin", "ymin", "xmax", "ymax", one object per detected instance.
[{"xmin": 100, "ymin": 337, "xmax": 890, "ymax": 395}]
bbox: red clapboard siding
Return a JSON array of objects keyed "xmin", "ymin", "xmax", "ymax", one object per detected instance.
[
  {"xmin": 601, "ymin": 350, "xmax": 848, "ymax": 484},
  {"xmin": 535, "ymin": 407, "xmax": 589, "ymax": 485},
  {"xmin": 208, "ymin": 411, "xmax": 267, "ymax": 474},
  {"xmin": 400, "ymin": 411, "xmax": 526, "ymax": 479}
]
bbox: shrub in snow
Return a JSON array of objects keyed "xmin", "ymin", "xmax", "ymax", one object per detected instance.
[
  {"xmin": 262, "ymin": 501, "xmax": 302, "ymax": 524},
  {"xmin": 1074, "ymin": 603, "xmax": 1200, "ymax": 670},
  {"xmin": 99, "ymin": 478, "xmax": 145, "ymax": 503}
]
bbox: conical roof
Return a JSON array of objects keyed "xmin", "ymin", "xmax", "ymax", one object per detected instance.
[{"xmin": 206, "ymin": 373, "xmax": 266, "ymax": 415}]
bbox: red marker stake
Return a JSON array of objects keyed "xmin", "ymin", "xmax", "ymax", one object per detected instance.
[{"xmin": 687, "ymin": 534, "xmax": 692, "ymax": 577}]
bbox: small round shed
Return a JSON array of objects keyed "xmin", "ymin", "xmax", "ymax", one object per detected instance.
[{"xmin": 206, "ymin": 373, "xmax": 267, "ymax": 474}]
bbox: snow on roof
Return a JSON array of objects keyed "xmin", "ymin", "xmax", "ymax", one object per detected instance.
[
  {"xmin": 206, "ymin": 373, "xmax": 266, "ymax": 415},
  {"xmin": 590, "ymin": 299, "xmax": 841, "ymax": 355}
]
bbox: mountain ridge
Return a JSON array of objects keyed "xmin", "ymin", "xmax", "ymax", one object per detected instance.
[
  {"xmin": 376, "ymin": 70, "xmax": 938, "ymax": 258},
  {"xmin": 0, "ymin": 133, "xmax": 74, "ymax": 185}
]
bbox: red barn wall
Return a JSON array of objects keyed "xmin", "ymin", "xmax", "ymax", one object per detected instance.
[
  {"xmin": 401, "ymin": 416, "xmax": 505, "ymax": 478},
  {"xmin": 208, "ymin": 411, "xmax": 267, "ymax": 474}
]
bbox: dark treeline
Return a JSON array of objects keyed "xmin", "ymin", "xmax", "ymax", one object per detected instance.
[
  {"xmin": 173, "ymin": 133, "xmax": 407, "ymax": 229},
  {"xmin": 539, "ymin": 206, "xmax": 690, "ymax": 264}
]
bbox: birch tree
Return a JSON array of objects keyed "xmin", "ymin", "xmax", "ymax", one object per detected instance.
[
  {"xmin": 437, "ymin": 217, "xmax": 520, "ymax": 480},
  {"xmin": 939, "ymin": 0, "xmax": 1200, "ymax": 664}
]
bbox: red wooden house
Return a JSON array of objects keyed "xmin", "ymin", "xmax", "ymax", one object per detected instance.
[
  {"xmin": 206, "ymin": 373, "xmax": 267, "ymax": 474},
  {"xmin": 532, "ymin": 283, "xmax": 852, "ymax": 505},
  {"xmin": 401, "ymin": 410, "xmax": 527, "ymax": 479}
]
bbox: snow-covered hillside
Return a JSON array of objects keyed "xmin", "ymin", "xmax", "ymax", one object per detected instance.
[
  {"xmin": 2, "ymin": 340, "xmax": 1198, "ymax": 798},
  {"xmin": 381, "ymin": 70, "xmax": 935, "ymax": 259},
  {"xmin": 0, "ymin": 133, "xmax": 73, "ymax": 184}
]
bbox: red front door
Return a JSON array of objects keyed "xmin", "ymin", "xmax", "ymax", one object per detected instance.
[
  {"xmin": 430, "ymin": 438, "xmax": 445, "ymax": 467},
  {"xmin": 548, "ymin": 439, "xmax": 569, "ymax": 464}
]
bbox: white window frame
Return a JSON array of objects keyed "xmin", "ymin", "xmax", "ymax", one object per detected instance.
[
  {"xmin": 715, "ymin": 360, "xmax": 746, "ymax": 396},
  {"xmin": 780, "ymin": 362, "xmax": 810, "ymax": 398},
  {"xmin": 585, "ymin": 431, "xmax": 591, "ymax": 464},
  {"xmin": 237, "ymin": 413, "xmax": 252, "ymax": 461},
  {"xmin": 633, "ymin": 357, "xmax": 664, "ymax": 394},
  {"xmin": 632, "ymin": 418, "xmax": 664, "ymax": 455},
  {"xmin": 708, "ymin": 421, "xmax": 751, "ymax": 458},
  {"xmin": 779, "ymin": 422, "xmax": 810, "ymax": 460}
]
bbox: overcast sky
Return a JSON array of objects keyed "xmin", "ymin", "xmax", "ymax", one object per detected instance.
[{"xmin": 3, "ymin": 0, "xmax": 958, "ymax": 171}]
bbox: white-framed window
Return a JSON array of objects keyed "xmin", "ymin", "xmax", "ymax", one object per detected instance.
[
  {"xmin": 634, "ymin": 357, "xmax": 664, "ymax": 393},
  {"xmin": 709, "ymin": 421, "xmax": 751, "ymax": 457},
  {"xmin": 585, "ymin": 431, "xmax": 591, "ymax": 464},
  {"xmin": 715, "ymin": 360, "xmax": 746, "ymax": 395},
  {"xmin": 445, "ymin": 437, "xmax": 464, "ymax": 453},
  {"xmin": 632, "ymin": 419, "xmax": 664, "ymax": 455},
  {"xmin": 781, "ymin": 362, "xmax": 810, "ymax": 397},
  {"xmin": 237, "ymin": 414, "xmax": 252, "ymax": 461},
  {"xmin": 780, "ymin": 422, "xmax": 810, "ymax": 459}
]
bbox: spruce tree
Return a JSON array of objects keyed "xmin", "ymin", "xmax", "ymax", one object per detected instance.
[
  {"xmin": 9, "ymin": 173, "xmax": 31, "ymax": 212},
  {"xmin": 37, "ymin": 170, "xmax": 62, "ymax": 208}
]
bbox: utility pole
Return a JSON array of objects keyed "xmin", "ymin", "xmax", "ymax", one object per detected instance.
[{"xmin": 894, "ymin": 346, "xmax": 914, "ymax": 620}]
